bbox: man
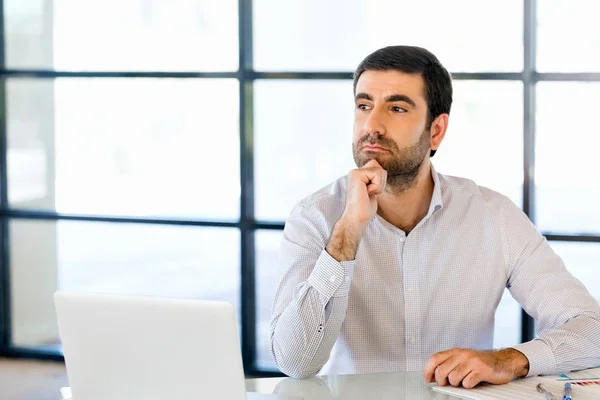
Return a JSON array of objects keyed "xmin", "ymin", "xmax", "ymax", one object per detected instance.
[{"xmin": 269, "ymin": 45, "xmax": 600, "ymax": 388}]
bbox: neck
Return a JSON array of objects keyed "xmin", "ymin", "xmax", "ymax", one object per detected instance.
[{"xmin": 377, "ymin": 161, "xmax": 434, "ymax": 234}]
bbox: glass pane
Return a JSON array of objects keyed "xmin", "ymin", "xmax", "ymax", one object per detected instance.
[
  {"xmin": 433, "ymin": 81, "xmax": 523, "ymax": 208},
  {"xmin": 254, "ymin": 80, "xmax": 355, "ymax": 221},
  {"xmin": 538, "ymin": 1, "xmax": 600, "ymax": 72},
  {"xmin": 7, "ymin": 78, "xmax": 240, "ymax": 220},
  {"xmin": 4, "ymin": 0, "xmax": 238, "ymax": 71},
  {"xmin": 550, "ymin": 242, "xmax": 600, "ymax": 304},
  {"xmin": 255, "ymin": 230, "xmax": 282, "ymax": 370},
  {"xmin": 254, "ymin": 0, "xmax": 522, "ymax": 72},
  {"xmin": 536, "ymin": 83, "xmax": 600, "ymax": 235},
  {"xmin": 10, "ymin": 219, "xmax": 240, "ymax": 348},
  {"xmin": 494, "ymin": 290, "xmax": 522, "ymax": 349},
  {"xmin": 255, "ymin": 230, "xmax": 522, "ymax": 369}
]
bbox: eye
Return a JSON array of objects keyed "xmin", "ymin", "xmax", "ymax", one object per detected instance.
[
  {"xmin": 391, "ymin": 106, "xmax": 407, "ymax": 113},
  {"xmin": 356, "ymin": 103, "xmax": 370, "ymax": 110}
]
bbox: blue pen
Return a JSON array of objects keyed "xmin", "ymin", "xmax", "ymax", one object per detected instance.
[{"xmin": 563, "ymin": 382, "xmax": 572, "ymax": 400}]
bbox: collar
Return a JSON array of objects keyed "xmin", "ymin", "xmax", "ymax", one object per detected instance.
[{"xmin": 428, "ymin": 163, "xmax": 444, "ymax": 216}]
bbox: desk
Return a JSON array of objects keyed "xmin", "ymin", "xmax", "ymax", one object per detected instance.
[{"xmin": 245, "ymin": 372, "xmax": 460, "ymax": 399}]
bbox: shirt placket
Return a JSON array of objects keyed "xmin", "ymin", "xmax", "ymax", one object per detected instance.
[{"xmin": 401, "ymin": 233, "xmax": 422, "ymax": 371}]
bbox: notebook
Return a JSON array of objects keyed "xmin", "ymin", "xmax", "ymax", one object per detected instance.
[{"xmin": 431, "ymin": 367, "xmax": 600, "ymax": 400}]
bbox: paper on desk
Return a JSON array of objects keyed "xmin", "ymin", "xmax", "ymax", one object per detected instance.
[
  {"xmin": 558, "ymin": 366, "xmax": 600, "ymax": 380},
  {"xmin": 431, "ymin": 373, "xmax": 600, "ymax": 400}
]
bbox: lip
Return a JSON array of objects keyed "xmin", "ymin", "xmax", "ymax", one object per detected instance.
[{"xmin": 362, "ymin": 145, "xmax": 388, "ymax": 152}]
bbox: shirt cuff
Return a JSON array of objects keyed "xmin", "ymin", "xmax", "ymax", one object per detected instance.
[
  {"xmin": 306, "ymin": 249, "xmax": 355, "ymax": 299},
  {"xmin": 510, "ymin": 339, "xmax": 556, "ymax": 377}
]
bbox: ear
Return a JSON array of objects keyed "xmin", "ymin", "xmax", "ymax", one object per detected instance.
[{"xmin": 430, "ymin": 114, "xmax": 449, "ymax": 153}]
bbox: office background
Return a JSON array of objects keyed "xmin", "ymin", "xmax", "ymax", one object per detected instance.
[{"xmin": 0, "ymin": 0, "xmax": 599, "ymax": 377}]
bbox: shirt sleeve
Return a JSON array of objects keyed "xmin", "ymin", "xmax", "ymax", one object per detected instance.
[
  {"xmin": 503, "ymin": 200, "xmax": 600, "ymax": 376},
  {"xmin": 269, "ymin": 203, "xmax": 354, "ymax": 379}
]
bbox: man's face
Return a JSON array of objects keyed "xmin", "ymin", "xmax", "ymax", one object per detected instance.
[{"xmin": 352, "ymin": 70, "xmax": 432, "ymax": 188}]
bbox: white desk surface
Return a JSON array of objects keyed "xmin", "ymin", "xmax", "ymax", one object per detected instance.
[{"xmin": 245, "ymin": 371, "xmax": 459, "ymax": 399}]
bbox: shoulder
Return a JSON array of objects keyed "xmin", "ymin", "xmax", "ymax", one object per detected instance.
[
  {"xmin": 282, "ymin": 176, "xmax": 347, "ymax": 245},
  {"xmin": 292, "ymin": 175, "xmax": 347, "ymax": 219},
  {"xmin": 438, "ymin": 172, "xmax": 517, "ymax": 212}
]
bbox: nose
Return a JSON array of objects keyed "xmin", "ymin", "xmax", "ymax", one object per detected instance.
[{"xmin": 363, "ymin": 107, "xmax": 385, "ymax": 137}]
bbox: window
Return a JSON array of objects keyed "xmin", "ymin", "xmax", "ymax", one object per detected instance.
[
  {"xmin": 550, "ymin": 242, "xmax": 600, "ymax": 303},
  {"xmin": 10, "ymin": 220, "xmax": 239, "ymax": 348},
  {"xmin": 5, "ymin": 0, "xmax": 238, "ymax": 71},
  {"xmin": 537, "ymin": 0, "xmax": 600, "ymax": 72},
  {"xmin": 7, "ymin": 78, "xmax": 240, "ymax": 219},
  {"xmin": 431, "ymin": 80, "xmax": 523, "ymax": 207},
  {"xmin": 1, "ymin": 1, "xmax": 598, "ymax": 377},
  {"xmin": 254, "ymin": 80, "xmax": 354, "ymax": 221},
  {"xmin": 254, "ymin": 0, "xmax": 523, "ymax": 72},
  {"xmin": 536, "ymin": 83, "xmax": 600, "ymax": 235}
]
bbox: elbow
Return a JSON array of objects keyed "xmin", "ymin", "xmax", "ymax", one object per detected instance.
[
  {"xmin": 270, "ymin": 337, "xmax": 320, "ymax": 379},
  {"xmin": 276, "ymin": 360, "xmax": 320, "ymax": 379}
]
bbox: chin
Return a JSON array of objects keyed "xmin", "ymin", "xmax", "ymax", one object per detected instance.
[{"xmin": 359, "ymin": 156, "xmax": 386, "ymax": 169}]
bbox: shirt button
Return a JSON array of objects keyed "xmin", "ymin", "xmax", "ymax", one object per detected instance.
[
  {"xmin": 329, "ymin": 275, "xmax": 337, "ymax": 282},
  {"xmin": 410, "ymin": 337, "xmax": 416, "ymax": 344},
  {"xmin": 399, "ymin": 237, "xmax": 406, "ymax": 243},
  {"xmin": 344, "ymin": 276, "xmax": 350, "ymax": 282},
  {"xmin": 407, "ymin": 287, "xmax": 414, "ymax": 293}
]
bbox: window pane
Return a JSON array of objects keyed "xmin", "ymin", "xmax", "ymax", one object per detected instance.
[
  {"xmin": 10, "ymin": 219, "xmax": 240, "ymax": 348},
  {"xmin": 255, "ymin": 230, "xmax": 282, "ymax": 371},
  {"xmin": 254, "ymin": 0, "xmax": 522, "ymax": 72},
  {"xmin": 433, "ymin": 81, "xmax": 523, "ymax": 207},
  {"xmin": 494, "ymin": 290, "xmax": 522, "ymax": 349},
  {"xmin": 538, "ymin": 1, "xmax": 600, "ymax": 72},
  {"xmin": 254, "ymin": 80, "xmax": 355, "ymax": 221},
  {"xmin": 536, "ymin": 83, "xmax": 600, "ymax": 235},
  {"xmin": 550, "ymin": 242, "xmax": 600, "ymax": 303},
  {"xmin": 4, "ymin": 0, "xmax": 238, "ymax": 71},
  {"xmin": 255, "ymin": 230, "xmax": 522, "ymax": 370},
  {"xmin": 7, "ymin": 78, "xmax": 240, "ymax": 219}
]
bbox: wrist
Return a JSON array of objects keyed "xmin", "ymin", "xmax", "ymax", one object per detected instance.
[{"xmin": 499, "ymin": 348, "xmax": 530, "ymax": 378}]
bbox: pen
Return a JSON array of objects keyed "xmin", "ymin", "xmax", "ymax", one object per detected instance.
[
  {"xmin": 537, "ymin": 383, "xmax": 557, "ymax": 400},
  {"xmin": 563, "ymin": 382, "xmax": 572, "ymax": 400}
]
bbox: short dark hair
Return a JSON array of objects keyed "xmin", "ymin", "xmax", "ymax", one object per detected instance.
[{"xmin": 353, "ymin": 46, "xmax": 453, "ymax": 157}]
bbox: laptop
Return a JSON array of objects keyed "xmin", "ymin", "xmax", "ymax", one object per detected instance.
[{"xmin": 54, "ymin": 291, "xmax": 294, "ymax": 400}]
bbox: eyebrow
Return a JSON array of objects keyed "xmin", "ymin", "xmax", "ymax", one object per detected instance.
[{"xmin": 355, "ymin": 92, "xmax": 417, "ymax": 108}]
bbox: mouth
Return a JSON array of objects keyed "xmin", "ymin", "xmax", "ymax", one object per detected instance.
[{"xmin": 362, "ymin": 144, "xmax": 389, "ymax": 152}]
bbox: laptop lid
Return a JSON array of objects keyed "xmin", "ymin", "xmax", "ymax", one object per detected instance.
[{"xmin": 54, "ymin": 291, "xmax": 247, "ymax": 400}]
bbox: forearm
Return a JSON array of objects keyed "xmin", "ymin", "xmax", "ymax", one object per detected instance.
[
  {"xmin": 270, "ymin": 250, "xmax": 354, "ymax": 378},
  {"xmin": 325, "ymin": 217, "xmax": 364, "ymax": 262},
  {"xmin": 271, "ymin": 290, "xmax": 349, "ymax": 378},
  {"xmin": 512, "ymin": 310, "xmax": 600, "ymax": 376}
]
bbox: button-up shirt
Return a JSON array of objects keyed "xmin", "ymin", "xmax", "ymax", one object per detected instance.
[{"xmin": 269, "ymin": 166, "xmax": 600, "ymax": 378}]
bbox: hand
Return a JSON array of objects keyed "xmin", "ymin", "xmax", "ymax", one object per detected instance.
[
  {"xmin": 423, "ymin": 348, "xmax": 529, "ymax": 389},
  {"xmin": 342, "ymin": 159, "xmax": 387, "ymax": 231},
  {"xmin": 325, "ymin": 160, "xmax": 387, "ymax": 262}
]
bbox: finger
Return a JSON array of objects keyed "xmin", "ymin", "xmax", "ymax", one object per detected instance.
[
  {"xmin": 448, "ymin": 364, "xmax": 472, "ymax": 387},
  {"xmin": 362, "ymin": 159, "xmax": 383, "ymax": 170},
  {"xmin": 350, "ymin": 168, "xmax": 387, "ymax": 195},
  {"xmin": 423, "ymin": 350, "xmax": 456, "ymax": 383},
  {"xmin": 461, "ymin": 370, "xmax": 482, "ymax": 389},
  {"xmin": 434, "ymin": 355, "xmax": 464, "ymax": 387},
  {"xmin": 366, "ymin": 171, "xmax": 386, "ymax": 196}
]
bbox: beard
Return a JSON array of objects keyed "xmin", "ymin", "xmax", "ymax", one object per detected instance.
[{"xmin": 352, "ymin": 129, "xmax": 430, "ymax": 192}]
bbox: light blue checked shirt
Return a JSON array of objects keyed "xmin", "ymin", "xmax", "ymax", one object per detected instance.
[{"xmin": 270, "ymin": 165, "xmax": 600, "ymax": 378}]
